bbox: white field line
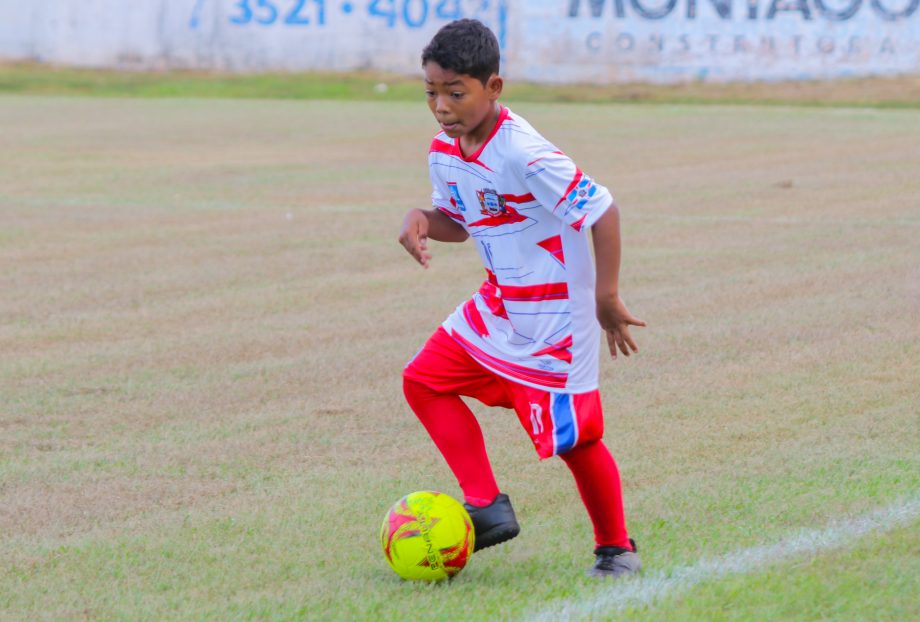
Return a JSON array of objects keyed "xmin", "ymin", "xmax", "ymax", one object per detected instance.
[{"xmin": 528, "ymin": 494, "xmax": 920, "ymax": 622}]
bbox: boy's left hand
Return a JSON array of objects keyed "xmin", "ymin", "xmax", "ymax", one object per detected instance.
[{"xmin": 596, "ymin": 296, "xmax": 646, "ymax": 359}]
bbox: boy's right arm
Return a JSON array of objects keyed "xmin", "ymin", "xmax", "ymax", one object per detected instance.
[{"xmin": 398, "ymin": 208, "xmax": 469, "ymax": 269}]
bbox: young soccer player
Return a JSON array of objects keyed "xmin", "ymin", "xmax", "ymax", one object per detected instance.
[{"xmin": 398, "ymin": 19, "xmax": 646, "ymax": 578}]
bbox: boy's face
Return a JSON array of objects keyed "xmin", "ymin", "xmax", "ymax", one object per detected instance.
[{"xmin": 423, "ymin": 61, "xmax": 502, "ymax": 140}]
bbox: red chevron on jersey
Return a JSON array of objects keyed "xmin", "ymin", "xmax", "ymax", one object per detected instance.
[
  {"xmin": 498, "ymin": 281, "xmax": 569, "ymax": 302},
  {"xmin": 429, "ymin": 138, "xmax": 459, "ymax": 157},
  {"xmin": 438, "ymin": 206, "xmax": 465, "ymax": 223},
  {"xmin": 477, "ymin": 280, "xmax": 509, "ymax": 319},
  {"xmin": 467, "ymin": 203, "xmax": 528, "ymax": 228},
  {"xmin": 429, "ymin": 137, "xmax": 494, "ymax": 172},
  {"xmin": 537, "ymin": 235, "xmax": 566, "ymax": 267},
  {"xmin": 462, "ymin": 298, "xmax": 489, "ymax": 337},
  {"xmin": 531, "ymin": 334, "xmax": 574, "ymax": 364},
  {"xmin": 503, "ymin": 193, "xmax": 536, "ymax": 204},
  {"xmin": 555, "ymin": 169, "xmax": 584, "ymax": 210},
  {"xmin": 527, "ymin": 151, "xmax": 564, "ymax": 167},
  {"xmin": 450, "ymin": 330, "xmax": 569, "ymax": 389}
]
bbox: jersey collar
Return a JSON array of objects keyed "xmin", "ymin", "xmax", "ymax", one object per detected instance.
[{"xmin": 456, "ymin": 105, "xmax": 509, "ymax": 163}]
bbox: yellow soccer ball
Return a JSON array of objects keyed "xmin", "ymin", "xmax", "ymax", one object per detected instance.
[{"xmin": 380, "ymin": 491, "xmax": 475, "ymax": 581}]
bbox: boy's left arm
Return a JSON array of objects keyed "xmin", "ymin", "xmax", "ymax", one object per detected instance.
[{"xmin": 591, "ymin": 203, "xmax": 646, "ymax": 359}]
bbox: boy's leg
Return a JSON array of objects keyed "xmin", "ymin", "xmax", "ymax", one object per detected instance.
[
  {"xmin": 559, "ymin": 439, "xmax": 633, "ymax": 550},
  {"xmin": 403, "ymin": 328, "xmax": 522, "ymax": 550},
  {"xmin": 403, "ymin": 327, "xmax": 517, "ymax": 507},
  {"xmin": 402, "ymin": 377, "xmax": 499, "ymax": 507},
  {"xmin": 505, "ymin": 386, "xmax": 633, "ymax": 551}
]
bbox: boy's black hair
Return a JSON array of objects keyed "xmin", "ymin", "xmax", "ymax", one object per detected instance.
[{"xmin": 421, "ymin": 19, "xmax": 500, "ymax": 85}]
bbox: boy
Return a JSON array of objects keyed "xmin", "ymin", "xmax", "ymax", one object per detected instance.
[{"xmin": 398, "ymin": 19, "xmax": 646, "ymax": 578}]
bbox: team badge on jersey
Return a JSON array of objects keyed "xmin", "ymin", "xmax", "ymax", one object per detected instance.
[
  {"xmin": 467, "ymin": 187, "xmax": 534, "ymax": 236},
  {"xmin": 477, "ymin": 188, "xmax": 506, "ymax": 216},
  {"xmin": 448, "ymin": 182, "xmax": 467, "ymax": 212}
]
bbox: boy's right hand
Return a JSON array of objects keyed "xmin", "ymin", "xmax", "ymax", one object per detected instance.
[{"xmin": 399, "ymin": 209, "xmax": 432, "ymax": 269}]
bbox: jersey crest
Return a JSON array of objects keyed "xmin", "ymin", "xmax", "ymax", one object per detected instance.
[
  {"xmin": 477, "ymin": 188, "xmax": 506, "ymax": 216},
  {"xmin": 467, "ymin": 187, "xmax": 534, "ymax": 235}
]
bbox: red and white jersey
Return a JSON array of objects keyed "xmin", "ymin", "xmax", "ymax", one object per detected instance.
[{"xmin": 429, "ymin": 105, "xmax": 613, "ymax": 393}]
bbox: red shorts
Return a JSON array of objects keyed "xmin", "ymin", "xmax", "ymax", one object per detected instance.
[{"xmin": 403, "ymin": 327, "xmax": 604, "ymax": 460}]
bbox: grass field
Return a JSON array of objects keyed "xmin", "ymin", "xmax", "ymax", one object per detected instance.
[
  {"xmin": 1, "ymin": 92, "xmax": 918, "ymax": 621},
  {"xmin": 3, "ymin": 63, "xmax": 920, "ymax": 109}
]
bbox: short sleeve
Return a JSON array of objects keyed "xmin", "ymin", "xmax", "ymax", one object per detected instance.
[
  {"xmin": 430, "ymin": 167, "xmax": 449, "ymax": 210},
  {"xmin": 522, "ymin": 151, "xmax": 613, "ymax": 232},
  {"xmin": 429, "ymin": 158, "xmax": 465, "ymax": 224}
]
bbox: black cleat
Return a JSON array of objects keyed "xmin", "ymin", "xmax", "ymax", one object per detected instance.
[
  {"xmin": 589, "ymin": 538, "xmax": 641, "ymax": 578},
  {"xmin": 463, "ymin": 493, "xmax": 521, "ymax": 552}
]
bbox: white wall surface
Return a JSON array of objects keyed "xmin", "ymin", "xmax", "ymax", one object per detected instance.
[{"xmin": 0, "ymin": 0, "xmax": 918, "ymax": 83}]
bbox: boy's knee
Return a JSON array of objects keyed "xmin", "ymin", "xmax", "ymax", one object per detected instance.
[
  {"xmin": 578, "ymin": 411, "xmax": 604, "ymax": 448},
  {"xmin": 555, "ymin": 426, "xmax": 604, "ymax": 459},
  {"xmin": 571, "ymin": 392, "xmax": 605, "ymax": 452},
  {"xmin": 557, "ymin": 437, "xmax": 601, "ymax": 461}
]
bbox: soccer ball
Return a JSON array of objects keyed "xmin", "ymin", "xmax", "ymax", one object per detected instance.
[{"xmin": 380, "ymin": 491, "xmax": 475, "ymax": 581}]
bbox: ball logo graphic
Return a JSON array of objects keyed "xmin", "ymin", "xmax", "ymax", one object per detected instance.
[{"xmin": 380, "ymin": 491, "xmax": 475, "ymax": 581}]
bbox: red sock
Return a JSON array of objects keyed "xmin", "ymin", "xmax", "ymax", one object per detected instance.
[
  {"xmin": 559, "ymin": 439, "xmax": 632, "ymax": 550},
  {"xmin": 403, "ymin": 378, "xmax": 499, "ymax": 508}
]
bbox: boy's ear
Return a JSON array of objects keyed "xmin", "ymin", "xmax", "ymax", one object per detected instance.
[{"xmin": 487, "ymin": 74, "xmax": 504, "ymax": 100}]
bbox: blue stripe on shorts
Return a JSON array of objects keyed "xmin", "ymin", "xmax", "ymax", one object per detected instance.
[{"xmin": 552, "ymin": 393, "xmax": 577, "ymax": 455}]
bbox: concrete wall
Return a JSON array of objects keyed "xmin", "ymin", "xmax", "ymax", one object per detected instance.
[{"xmin": 1, "ymin": 0, "xmax": 918, "ymax": 83}]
